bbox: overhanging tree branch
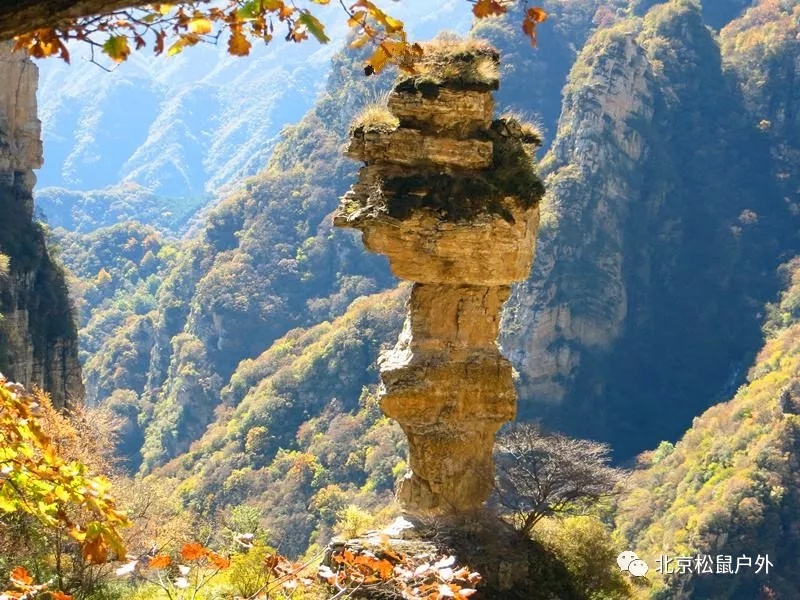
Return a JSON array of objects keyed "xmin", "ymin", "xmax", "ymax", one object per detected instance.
[{"xmin": 0, "ymin": 0, "xmax": 159, "ymax": 39}]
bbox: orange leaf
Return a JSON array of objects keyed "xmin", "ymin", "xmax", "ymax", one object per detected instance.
[
  {"xmin": 10, "ymin": 566, "xmax": 33, "ymax": 587},
  {"xmin": 228, "ymin": 29, "xmax": 252, "ymax": 56},
  {"xmin": 148, "ymin": 554, "xmax": 173, "ymax": 569},
  {"xmin": 472, "ymin": 0, "xmax": 506, "ymax": 19},
  {"xmin": 208, "ymin": 553, "xmax": 231, "ymax": 570},
  {"xmin": 180, "ymin": 542, "xmax": 207, "ymax": 561},
  {"xmin": 522, "ymin": 8, "xmax": 547, "ymax": 47},
  {"xmin": 527, "ymin": 7, "xmax": 547, "ymax": 22},
  {"xmin": 375, "ymin": 559, "xmax": 394, "ymax": 579},
  {"xmin": 82, "ymin": 536, "xmax": 109, "ymax": 565},
  {"xmin": 51, "ymin": 592, "xmax": 73, "ymax": 600}
]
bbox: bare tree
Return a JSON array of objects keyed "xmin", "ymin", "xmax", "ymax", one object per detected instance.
[{"xmin": 493, "ymin": 423, "xmax": 626, "ymax": 536}]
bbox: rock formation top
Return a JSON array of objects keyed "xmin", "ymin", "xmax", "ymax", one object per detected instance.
[
  {"xmin": 0, "ymin": 42, "xmax": 43, "ymax": 183},
  {"xmin": 334, "ymin": 39, "xmax": 544, "ymax": 516},
  {"xmin": 334, "ymin": 40, "xmax": 544, "ymax": 287}
]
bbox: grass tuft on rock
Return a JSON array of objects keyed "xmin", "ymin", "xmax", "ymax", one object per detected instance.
[
  {"xmin": 394, "ymin": 36, "xmax": 500, "ymax": 98},
  {"xmin": 351, "ymin": 102, "xmax": 400, "ymax": 135}
]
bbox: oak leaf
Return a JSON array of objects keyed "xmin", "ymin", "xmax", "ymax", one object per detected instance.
[
  {"xmin": 297, "ymin": 12, "xmax": 329, "ymax": 43},
  {"xmin": 82, "ymin": 535, "xmax": 109, "ymax": 564}
]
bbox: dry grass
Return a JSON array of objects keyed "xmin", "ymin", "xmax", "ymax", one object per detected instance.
[
  {"xmin": 0, "ymin": 252, "xmax": 9, "ymax": 279},
  {"xmin": 499, "ymin": 110, "xmax": 544, "ymax": 147},
  {"xmin": 351, "ymin": 102, "xmax": 400, "ymax": 132}
]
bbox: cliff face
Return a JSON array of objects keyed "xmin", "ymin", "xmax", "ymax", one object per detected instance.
[
  {"xmin": 0, "ymin": 42, "xmax": 83, "ymax": 408},
  {"xmin": 335, "ymin": 42, "xmax": 543, "ymax": 515},
  {"xmin": 503, "ymin": 2, "xmax": 800, "ymax": 458},
  {"xmin": 501, "ymin": 31, "xmax": 655, "ymax": 405}
]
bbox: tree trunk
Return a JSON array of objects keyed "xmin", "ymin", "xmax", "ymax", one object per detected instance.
[{"xmin": 0, "ymin": 0, "xmax": 166, "ymax": 39}]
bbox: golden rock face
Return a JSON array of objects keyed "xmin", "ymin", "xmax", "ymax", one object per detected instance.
[{"xmin": 334, "ymin": 41, "xmax": 543, "ymax": 515}]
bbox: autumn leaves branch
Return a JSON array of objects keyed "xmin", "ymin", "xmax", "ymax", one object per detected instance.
[{"xmin": 12, "ymin": 0, "xmax": 546, "ymax": 75}]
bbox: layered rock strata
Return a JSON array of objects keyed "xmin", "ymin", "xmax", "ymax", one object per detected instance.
[
  {"xmin": 334, "ymin": 42, "xmax": 543, "ymax": 515},
  {"xmin": 0, "ymin": 42, "xmax": 84, "ymax": 408}
]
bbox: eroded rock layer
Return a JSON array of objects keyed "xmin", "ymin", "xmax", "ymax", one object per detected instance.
[{"xmin": 334, "ymin": 42, "xmax": 543, "ymax": 514}]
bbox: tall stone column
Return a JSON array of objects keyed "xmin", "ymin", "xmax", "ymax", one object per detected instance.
[{"xmin": 335, "ymin": 41, "xmax": 543, "ymax": 515}]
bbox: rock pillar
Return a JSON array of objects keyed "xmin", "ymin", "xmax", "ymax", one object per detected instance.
[{"xmin": 334, "ymin": 41, "xmax": 544, "ymax": 515}]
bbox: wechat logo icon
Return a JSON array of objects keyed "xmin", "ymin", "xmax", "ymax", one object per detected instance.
[{"xmin": 618, "ymin": 551, "xmax": 649, "ymax": 577}]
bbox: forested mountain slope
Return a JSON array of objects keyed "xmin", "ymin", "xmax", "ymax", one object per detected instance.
[
  {"xmin": 80, "ymin": 44, "xmax": 401, "ymax": 471},
  {"xmin": 614, "ymin": 256, "xmax": 800, "ymax": 600}
]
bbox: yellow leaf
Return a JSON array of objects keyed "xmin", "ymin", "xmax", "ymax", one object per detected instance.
[
  {"xmin": 167, "ymin": 37, "xmax": 187, "ymax": 56},
  {"xmin": 383, "ymin": 15, "xmax": 403, "ymax": 34},
  {"xmin": 188, "ymin": 17, "xmax": 212, "ymax": 34},
  {"xmin": 366, "ymin": 44, "xmax": 391, "ymax": 74},
  {"xmin": 350, "ymin": 34, "xmax": 370, "ymax": 49},
  {"xmin": 69, "ymin": 526, "xmax": 87, "ymax": 542},
  {"xmin": 157, "ymin": 4, "xmax": 173, "ymax": 15}
]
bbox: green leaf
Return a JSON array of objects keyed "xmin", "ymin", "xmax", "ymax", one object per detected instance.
[
  {"xmin": 237, "ymin": 0, "xmax": 259, "ymax": 20},
  {"xmin": 102, "ymin": 35, "xmax": 131, "ymax": 62},
  {"xmin": 298, "ymin": 11, "xmax": 329, "ymax": 43}
]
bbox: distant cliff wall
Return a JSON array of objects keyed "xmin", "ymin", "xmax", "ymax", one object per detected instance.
[
  {"xmin": 0, "ymin": 42, "xmax": 83, "ymax": 407},
  {"xmin": 502, "ymin": 3, "xmax": 799, "ymax": 458}
]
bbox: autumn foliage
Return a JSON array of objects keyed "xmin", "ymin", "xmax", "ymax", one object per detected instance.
[
  {"xmin": 0, "ymin": 376, "xmax": 129, "ymax": 565},
  {"xmin": 0, "ymin": 376, "xmax": 130, "ymax": 599},
  {"xmin": 11, "ymin": 0, "xmax": 546, "ymax": 74},
  {"xmin": 0, "ymin": 566, "xmax": 72, "ymax": 600}
]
